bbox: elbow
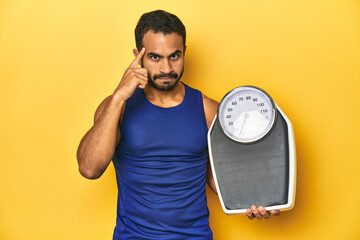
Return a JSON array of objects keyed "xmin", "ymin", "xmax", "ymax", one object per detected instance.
[
  {"xmin": 206, "ymin": 175, "xmax": 218, "ymax": 194},
  {"xmin": 76, "ymin": 147, "xmax": 110, "ymax": 179},
  {"xmin": 77, "ymin": 154, "xmax": 103, "ymax": 180},
  {"xmin": 208, "ymin": 182, "xmax": 218, "ymax": 195},
  {"xmin": 78, "ymin": 166, "xmax": 102, "ymax": 179}
]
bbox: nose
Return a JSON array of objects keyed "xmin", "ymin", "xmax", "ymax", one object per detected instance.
[{"xmin": 159, "ymin": 59, "xmax": 173, "ymax": 74}]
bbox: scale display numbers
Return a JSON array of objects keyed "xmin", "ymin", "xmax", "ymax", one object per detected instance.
[{"xmin": 218, "ymin": 86, "xmax": 277, "ymax": 143}]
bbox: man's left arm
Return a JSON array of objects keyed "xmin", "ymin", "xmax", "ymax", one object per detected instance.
[
  {"xmin": 202, "ymin": 94, "xmax": 218, "ymax": 194},
  {"xmin": 202, "ymin": 94, "xmax": 280, "ymax": 220}
]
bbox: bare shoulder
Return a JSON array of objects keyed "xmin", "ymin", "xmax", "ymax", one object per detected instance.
[{"xmin": 202, "ymin": 94, "xmax": 219, "ymax": 129}]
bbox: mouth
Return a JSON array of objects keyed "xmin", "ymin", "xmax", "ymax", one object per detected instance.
[
  {"xmin": 153, "ymin": 73, "xmax": 179, "ymax": 81},
  {"xmin": 157, "ymin": 77, "xmax": 175, "ymax": 81}
]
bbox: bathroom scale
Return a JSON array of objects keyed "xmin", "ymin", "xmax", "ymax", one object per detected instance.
[{"xmin": 208, "ymin": 86, "xmax": 296, "ymax": 214}]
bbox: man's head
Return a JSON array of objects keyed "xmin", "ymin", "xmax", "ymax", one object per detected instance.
[
  {"xmin": 134, "ymin": 10, "xmax": 186, "ymax": 91},
  {"xmin": 135, "ymin": 10, "xmax": 186, "ymax": 51}
]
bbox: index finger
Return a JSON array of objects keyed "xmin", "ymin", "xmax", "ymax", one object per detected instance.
[
  {"xmin": 246, "ymin": 209, "xmax": 255, "ymax": 220},
  {"xmin": 129, "ymin": 47, "xmax": 146, "ymax": 68}
]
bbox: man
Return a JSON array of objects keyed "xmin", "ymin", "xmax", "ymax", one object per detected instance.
[{"xmin": 77, "ymin": 10, "xmax": 279, "ymax": 239}]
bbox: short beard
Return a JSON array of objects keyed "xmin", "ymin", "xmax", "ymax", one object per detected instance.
[{"xmin": 148, "ymin": 67, "xmax": 184, "ymax": 91}]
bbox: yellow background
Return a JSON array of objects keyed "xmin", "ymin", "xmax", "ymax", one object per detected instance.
[{"xmin": 1, "ymin": 0, "xmax": 359, "ymax": 239}]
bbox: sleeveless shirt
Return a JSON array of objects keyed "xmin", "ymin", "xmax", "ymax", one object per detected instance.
[{"xmin": 112, "ymin": 83, "xmax": 213, "ymax": 239}]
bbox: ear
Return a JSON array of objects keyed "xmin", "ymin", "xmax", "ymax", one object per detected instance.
[
  {"xmin": 133, "ymin": 48, "xmax": 139, "ymax": 57},
  {"xmin": 184, "ymin": 45, "xmax": 187, "ymax": 56}
]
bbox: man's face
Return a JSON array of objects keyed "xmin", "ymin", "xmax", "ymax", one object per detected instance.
[{"xmin": 139, "ymin": 31, "xmax": 185, "ymax": 91}]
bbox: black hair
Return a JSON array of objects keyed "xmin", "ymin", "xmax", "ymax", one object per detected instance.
[{"xmin": 135, "ymin": 10, "xmax": 186, "ymax": 51}]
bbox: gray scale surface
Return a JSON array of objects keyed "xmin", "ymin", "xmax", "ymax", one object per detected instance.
[{"xmin": 209, "ymin": 111, "xmax": 289, "ymax": 210}]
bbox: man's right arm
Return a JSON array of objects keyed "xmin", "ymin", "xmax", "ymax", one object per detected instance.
[
  {"xmin": 76, "ymin": 48, "xmax": 148, "ymax": 179},
  {"xmin": 76, "ymin": 95, "xmax": 124, "ymax": 179}
]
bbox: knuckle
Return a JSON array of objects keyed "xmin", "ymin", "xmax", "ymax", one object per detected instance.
[
  {"xmin": 139, "ymin": 69, "xmax": 148, "ymax": 75},
  {"xmin": 124, "ymin": 70, "xmax": 133, "ymax": 78},
  {"xmin": 259, "ymin": 207, "xmax": 266, "ymax": 214},
  {"xmin": 130, "ymin": 72, "xmax": 139, "ymax": 79}
]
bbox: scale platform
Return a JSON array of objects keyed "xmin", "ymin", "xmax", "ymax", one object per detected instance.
[{"xmin": 208, "ymin": 105, "xmax": 296, "ymax": 215}]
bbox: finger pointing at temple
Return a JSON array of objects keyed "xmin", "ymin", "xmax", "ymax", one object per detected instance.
[{"xmin": 130, "ymin": 47, "xmax": 146, "ymax": 69}]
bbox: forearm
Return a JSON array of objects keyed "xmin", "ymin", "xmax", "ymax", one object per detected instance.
[{"xmin": 77, "ymin": 95, "xmax": 124, "ymax": 179}]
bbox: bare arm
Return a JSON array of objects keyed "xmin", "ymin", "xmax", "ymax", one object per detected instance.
[
  {"xmin": 76, "ymin": 95, "xmax": 124, "ymax": 179},
  {"xmin": 202, "ymin": 94, "xmax": 219, "ymax": 194},
  {"xmin": 76, "ymin": 48, "xmax": 148, "ymax": 179}
]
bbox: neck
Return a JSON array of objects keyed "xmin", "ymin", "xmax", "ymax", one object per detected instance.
[{"xmin": 144, "ymin": 82, "xmax": 185, "ymax": 108}]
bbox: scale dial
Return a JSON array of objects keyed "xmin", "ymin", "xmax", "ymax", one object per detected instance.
[{"xmin": 218, "ymin": 86, "xmax": 277, "ymax": 143}]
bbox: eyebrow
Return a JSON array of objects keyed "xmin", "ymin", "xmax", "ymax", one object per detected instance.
[{"xmin": 147, "ymin": 50, "xmax": 182, "ymax": 58}]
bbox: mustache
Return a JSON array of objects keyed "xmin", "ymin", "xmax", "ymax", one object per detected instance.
[{"xmin": 153, "ymin": 72, "xmax": 178, "ymax": 81}]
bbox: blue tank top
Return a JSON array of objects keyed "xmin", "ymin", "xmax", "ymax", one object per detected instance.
[{"xmin": 112, "ymin": 83, "xmax": 212, "ymax": 239}]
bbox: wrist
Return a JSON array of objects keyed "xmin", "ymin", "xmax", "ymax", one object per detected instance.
[{"xmin": 111, "ymin": 92, "xmax": 126, "ymax": 105}]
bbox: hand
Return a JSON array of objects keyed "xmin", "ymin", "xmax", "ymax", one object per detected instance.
[
  {"xmin": 113, "ymin": 47, "xmax": 148, "ymax": 101},
  {"xmin": 246, "ymin": 205, "xmax": 280, "ymax": 220}
]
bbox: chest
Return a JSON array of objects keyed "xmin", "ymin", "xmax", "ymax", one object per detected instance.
[{"xmin": 119, "ymin": 103, "xmax": 208, "ymax": 158}]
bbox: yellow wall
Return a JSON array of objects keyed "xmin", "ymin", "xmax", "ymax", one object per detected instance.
[{"xmin": 1, "ymin": 0, "xmax": 359, "ymax": 239}]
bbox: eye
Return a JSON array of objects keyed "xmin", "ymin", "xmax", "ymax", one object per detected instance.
[
  {"xmin": 170, "ymin": 54, "xmax": 179, "ymax": 60},
  {"xmin": 151, "ymin": 55, "xmax": 159, "ymax": 60}
]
